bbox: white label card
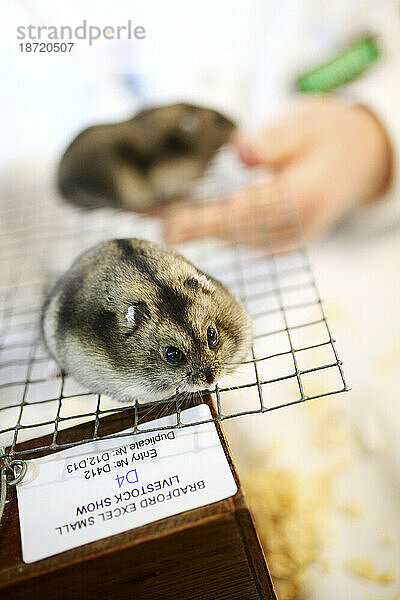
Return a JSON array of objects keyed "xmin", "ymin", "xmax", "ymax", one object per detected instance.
[{"xmin": 16, "ymin": 404, "xmax": 237, "ymax": 563}]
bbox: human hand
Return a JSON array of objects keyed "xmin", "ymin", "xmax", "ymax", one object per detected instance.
[{"xmin": 162, "ymin": 96, "xmax": 392, "ymax": 244}]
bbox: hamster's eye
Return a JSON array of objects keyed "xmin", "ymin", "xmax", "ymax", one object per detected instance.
[
  {"xmin": 207, "ymin": 326, "xmax": 219, "ymax": 349},
  {"xmin": 163, "ymin": 346, "xmax": 186, "ymax": 365}
]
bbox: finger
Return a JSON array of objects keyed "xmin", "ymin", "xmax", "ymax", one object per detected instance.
[
  {"xmin": 275, "ymin": 151, "xmax": 339, "ymax": 239},
  {"xmin": 162, "ymin": 189, "xmax": 260, "ymax": 245},
  {"xmin": 233, "ymin": 119, "xmax": 314, "ymax": 169},
  {"xmin": 162, "ymin": 199, "xmax": 227, "ymax": 244},
  {"xmin": 162, "ymin": 184, "xmax": 298, "ymax": 248},
  {"xmin": 299, "ymin": 206, "xmax": 333, "ymax": 239}
]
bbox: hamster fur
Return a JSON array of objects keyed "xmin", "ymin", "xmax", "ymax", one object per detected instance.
[
  {"xmin": 58, "ymin": 103, "xmax": 235, "ymax": 211},
  {"xmin": 41, "ymin": 238, "xmax": 252, "ymax": 403}
]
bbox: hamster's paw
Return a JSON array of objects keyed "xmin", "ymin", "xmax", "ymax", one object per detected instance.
[{"xmin": 46, "ymin": 361, "xmax": 66, "ymax": 380}]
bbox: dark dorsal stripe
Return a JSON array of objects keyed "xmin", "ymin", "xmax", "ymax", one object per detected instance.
[
  {"xmin": 115, "ymin": 142, "xmax": 152, "ymax": 173},
  {"xmin": 114, "ymin": 240, "xmax": 200, "ymax": 344}
]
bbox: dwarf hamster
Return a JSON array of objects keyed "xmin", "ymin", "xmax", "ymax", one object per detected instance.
[
  {"xmin": 58, "ymin": 103, "xmax": 235, "ymax": 211},
  {"xmin": 41, "ymin": 238, "xmax": 252, "ymax": 403}
]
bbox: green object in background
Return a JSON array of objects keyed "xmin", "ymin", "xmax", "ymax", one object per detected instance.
[{"xmin": 296, "ymin": 34, "xmax": 380, "ymax": 93}]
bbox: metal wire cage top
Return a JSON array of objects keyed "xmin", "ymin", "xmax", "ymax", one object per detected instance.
[{"xmin": 0, "ymin": 165, "xmax": 349, "ymax": 465}]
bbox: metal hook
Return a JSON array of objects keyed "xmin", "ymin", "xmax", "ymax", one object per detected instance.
[{"xmin": 0, "ymin": 451, "xmax": 27, "ymax": 524}]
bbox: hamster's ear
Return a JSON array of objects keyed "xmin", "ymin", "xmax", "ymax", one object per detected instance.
[
  {"xmin": 184, "ymin": 274, "xmax": 214, "ymax": 294},
  {"xmin": 124, "ymin": 301, "xmax": 150, "ymax": 332},
  {"xmin": 179, "ymin": 113, "xmax": 200, "ymax": 134}
]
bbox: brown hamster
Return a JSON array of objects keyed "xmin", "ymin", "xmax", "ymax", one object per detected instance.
[
  {"xmin": 58, "ymin": 103, "xmax": 235, "ymax": 211},
  {"xmin": 41, "ymin": 238, "xmax": 252, "ymax": 403}
]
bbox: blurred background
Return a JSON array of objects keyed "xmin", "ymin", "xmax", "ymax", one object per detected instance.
[{"xmin": 1, "ymin": 1, "xmax": 399, "ymax": 599}]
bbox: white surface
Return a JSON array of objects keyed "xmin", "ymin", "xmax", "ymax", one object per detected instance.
[
  {"xmin": 225, "ymin": 226, "xmax": 400, "ymax": 598},
  {"xmin": 16, "ymin": 404, "xmax": 237, "ymax": 563}
]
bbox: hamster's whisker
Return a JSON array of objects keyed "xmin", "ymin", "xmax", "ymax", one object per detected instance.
[
  {"xmin": 225, "ymin": 360, "xmax": 250, "ymax": 366},
  {"xmin": 194, "ymin": 390, "xmax": 203, "ymax": 404},
  {"xmin": 158, "ymin": 400, "xmax": 172, "ymax": 419},
  {"xmin": 223, "ymin": 369, "xmax": 246, "ymax": 379},
  {"xmin": 136, "ymin": 387, "xmax": 177, "ymax": 421},
  {"xmin": 136, "ymin": 400, "xmax": 161, "ymax": 423}
]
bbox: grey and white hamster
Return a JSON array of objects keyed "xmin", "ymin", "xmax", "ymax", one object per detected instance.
[
  {"xmin": 58, "ymin": 103, "xmax": 235, "ymax": 211},
  {"xmin": 41, "ymin": 238, "xmax": 252, "ymax": 403}
]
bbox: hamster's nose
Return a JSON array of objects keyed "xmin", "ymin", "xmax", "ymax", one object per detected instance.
[{"xmin": 203, "ymin": 368, "xmax": 215, "ymax": 385}]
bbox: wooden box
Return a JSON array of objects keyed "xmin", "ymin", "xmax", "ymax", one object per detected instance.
[{"xmin": 0, "ymin": 400, "xmax": 276, "ymax": 600}]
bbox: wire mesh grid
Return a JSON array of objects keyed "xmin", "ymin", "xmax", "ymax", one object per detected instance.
[{"xmin": 0, "ymin": 158, "xmax": 349, "ymax": 465}]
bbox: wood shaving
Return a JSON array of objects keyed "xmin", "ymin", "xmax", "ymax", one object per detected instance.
[
  {"xmin": 381, "ymin": 535, "xmax": 397, "ymax": 548},
  {"xmin": 366, "ymin": 596, "xmax": 400, "ymax": 600},
  {"xmin": 376, "ymin": 340, "xmax": 400, "ymax": 374},
  {"xmin": 241, "ymin": 467, "xmax": 331, "ymax": 600},
  {"xmin": 344, "ymin": 558, "xmax": 397, "ymax": 584},
  {"xmin": 337, "ymin": 501, "xmax": 365, "ymax": 519}
]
